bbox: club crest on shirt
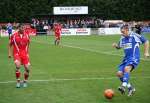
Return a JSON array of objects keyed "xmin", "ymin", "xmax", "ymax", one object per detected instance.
[{"xmin": 129, "ymin": 38, "xmax": 132, "ymax": 42}]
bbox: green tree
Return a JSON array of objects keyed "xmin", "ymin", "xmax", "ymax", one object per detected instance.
[{"xmin": 0, "ymin": 0, "xmax": 150, "ymax": 22}]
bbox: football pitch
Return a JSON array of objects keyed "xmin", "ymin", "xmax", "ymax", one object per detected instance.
[{"xmin": 0, "ymin": 34, "xmax": 150, "ymax": 103}]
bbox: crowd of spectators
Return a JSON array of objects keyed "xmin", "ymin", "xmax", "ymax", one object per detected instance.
[
  {"xmin": 0, "ymin": 18, "xmax": 150, "ymax": 35},
  {"xmin": 31, "ymin": 17, "xmax": 105, "ymax": 30},
  {"xmin": 31, "ymin": 17, "xmax": 150, "ymax": 29},
  {"xmin": 30, "ymin": 17, "xmax": 150, "ymax": 34}
]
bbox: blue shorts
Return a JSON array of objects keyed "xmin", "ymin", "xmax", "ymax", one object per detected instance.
[
  {"xmin": 8, "ymin": 30, "xmax": 12, "ymax": 34},
  {"xmin": 118, "ymin": 58, "xmax": 140, "ymax": 72}
]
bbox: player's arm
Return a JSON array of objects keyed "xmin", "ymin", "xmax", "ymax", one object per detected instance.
[
  {"xmin": 112, "ymin": 42, "xmax": 121, "ymax": 49},
  {"xmin": 138, "ymin": 34, "xmax": 150, "ymax": 58},
  {"xmin": 28, "ymin": 37, "xmax": 30, "ymax": 53},
  {"xmin": 27, "ymin": 34, "xmax": 30, "ymax": 54},
  {"xmin": 144, "ymin": 40, "xmax": 149, "ymax": 58},
  {"xmin": 53, "ymin": 25, "xmax": 55, "ymax": 32},
  {"xmin": 8, "ymin": 39, "xmax": 13, "ymax": 58}
]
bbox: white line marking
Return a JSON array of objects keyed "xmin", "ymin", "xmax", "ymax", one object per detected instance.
[
  {"xmin": 62, "ymin": 44, "xmax": 150, "ymax": 61},
  {"xmin": 0, "ymin": 76, "xmax": 150, "ymax": 84},
  {"xmin": 32, "ymin": 40, "xmax": 150, "ymax": 61}
]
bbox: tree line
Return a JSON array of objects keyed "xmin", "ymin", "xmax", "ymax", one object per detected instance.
[{"xmin": 0, "ymin": 0, "xmax": 150, "ymax": 22}]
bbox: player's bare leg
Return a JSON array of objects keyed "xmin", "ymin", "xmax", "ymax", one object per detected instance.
[
  {"xmin": 54, "ymin": 39, "xmax": 57, "ymax": 45},
  {"xmin": 9, "ymin": 34, "xmax": 11, "ymax": 39},
  {"xmin": 23, "ymin": 64, "xmax": 30, "ymax": 87},
  {"xmin": 15, "ymin": 60, "xmax": 21, "ymax": 88},
  {"xmin": 57, "ymin": 40, "xmax": 60, "ymax": 45}
]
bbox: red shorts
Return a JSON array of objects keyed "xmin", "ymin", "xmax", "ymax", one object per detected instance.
[
  {"xmin": 55, "ymin": 34, "xmax": 60, "ymax": 40},
  {"xmin": 14, "ymin": 53, "xmax": 30, "ymax": 65}
]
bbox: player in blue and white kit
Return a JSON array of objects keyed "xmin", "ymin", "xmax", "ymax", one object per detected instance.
[
  {"xmin": 7, "ymin": 23, "xmax": 13, "ymax": 39},
  {"xmin": 112, "ymin": 25, "xmax": 149, "ymax": 96}
]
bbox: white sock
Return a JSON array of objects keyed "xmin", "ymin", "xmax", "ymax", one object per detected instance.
[
  {"xmin": 127, "ymin": 83, "xmax": 131, "ymax": 88},
  {"xmin": 122, "ymin": 82, "xmax": 127, "ymax": 87}
]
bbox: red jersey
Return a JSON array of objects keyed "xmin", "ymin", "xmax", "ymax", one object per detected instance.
[
  {"xmin": 54, "ymin": 25, "xmax": 61, "ymax": 36},
  {"xmin": 10, "ymin": 31, "xmax": 30, "ymax": 56}
]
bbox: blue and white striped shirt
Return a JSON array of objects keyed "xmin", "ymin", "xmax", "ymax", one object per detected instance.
[{"xmin": 118, "ymin": 32, "xmax": 147, "ymax": 60}]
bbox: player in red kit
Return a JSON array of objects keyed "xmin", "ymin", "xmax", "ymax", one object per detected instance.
[
  {"xmin": 8, "ymin": 25, "xmax": 30, "ymax": 88},
  {"xmin": 54, "ymin": 23, "xmax": 62, "ymax": 45}
]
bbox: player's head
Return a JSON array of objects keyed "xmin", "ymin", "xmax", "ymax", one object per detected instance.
[
  {"xmin": 8, "ymin": 23, "xmax": 11, "ymax": 26},
  {"xmin": 54, "ymin": 22, "xmax": 58, "ymax": 26},
  {"xmin": 18, "ymin": 24, "xmax": 24, "ymax": 34},
  {"xmin": 120, "ymin": 25, "xmax": 129, "ymax": 37}
]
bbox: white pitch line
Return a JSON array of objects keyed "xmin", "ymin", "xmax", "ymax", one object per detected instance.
[
  {"xmin": 1, "ymin": 76, "xmax": 150, "ymax": 84},
  {"xmin": 0, "ymin": 77, "xmax": 116, "ymax": 84},
  {"xmin": 0, "ymin": 77, "xmax": 117, "ymax": 84},
  {"xmin": 32, "ymin": 40, "xmax": 150, "ymax": 61},
  {"xmin": 62, "ymin": 44, "xmax": 150, "ymax": 61},
  {"xmin": 63, "ymin": 44, "xmax": 123, "ymax": 57}
]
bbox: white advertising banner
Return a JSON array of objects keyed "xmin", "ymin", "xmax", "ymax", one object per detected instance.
[
  {"xmin": 61, "ymin": 28, "xmax": 91, "ymax": 35},
  {"xmin": 75, "ymin": 28, "xmax": 91, "ymax": 35},
  {"xmin": 98, "ymin": 28, "xmax": 121, "ymax": 35},
  {"xmin": 53, "ymin": 6, "xmax": 88, "ymax": 15},
  {"xmin": 61, "ymin": 29, "xmax": 75, "ymax": 35}
]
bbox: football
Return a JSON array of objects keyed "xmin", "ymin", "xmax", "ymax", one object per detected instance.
[{"xmin": 104, "ymin": 89, "xmax": 114, "ymax": 99}]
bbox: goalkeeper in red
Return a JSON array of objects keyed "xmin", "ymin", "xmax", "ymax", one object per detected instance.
[
  {"xmin": 112, "ymin": 25, "xmax": 149, "ymax": 96},
  {"xmin": 8, "ymin": 24, "xmax": 30, "ymax": 88}
]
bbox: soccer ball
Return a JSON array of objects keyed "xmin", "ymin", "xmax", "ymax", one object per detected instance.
[{"xmin": 104, "ymin": 89, "xmax": 114, "ymax": 99}]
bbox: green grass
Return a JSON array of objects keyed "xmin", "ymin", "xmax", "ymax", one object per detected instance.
[{"xmin": 0, "ymin": 34, "xmax": 150, "ymax": 103}]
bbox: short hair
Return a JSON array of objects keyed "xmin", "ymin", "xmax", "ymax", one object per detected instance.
[
  {"xmin": 120, "ymin": 25, "xmax": 129, "ymax": 30},
  {"xmin": 17, "ymin": 23, "xmax": 24, "ymax": 29}
]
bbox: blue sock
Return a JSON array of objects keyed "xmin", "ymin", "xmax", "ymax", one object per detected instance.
[{"xmin": 123, "ymin": 72, "xmax": 130, "ymax": 83}]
